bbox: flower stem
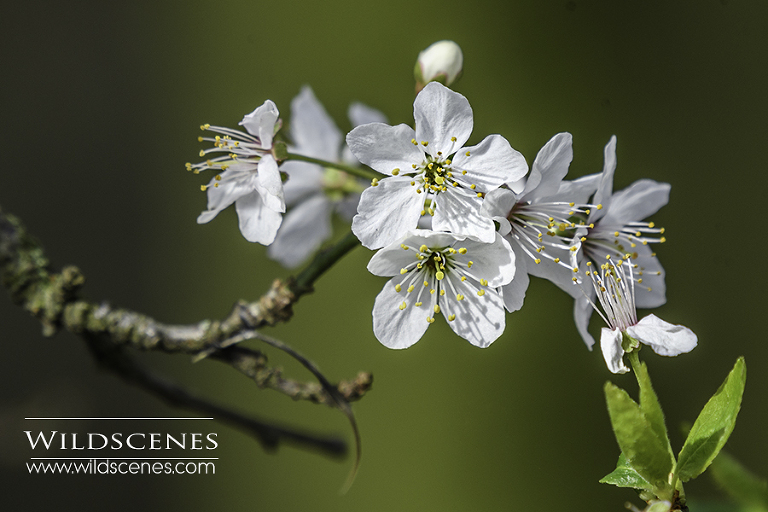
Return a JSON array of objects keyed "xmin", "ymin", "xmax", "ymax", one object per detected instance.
[
  {"xmin": 284, "ymin": 152, "xmax": 386, "ymax": 181},
  {"xmin": 291, "ymin": 231, "xmax": 361, "ymax": 295}
]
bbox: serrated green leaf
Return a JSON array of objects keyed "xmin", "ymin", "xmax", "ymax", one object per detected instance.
[
  {"xmin": 676, "ymin": 357, "xmax": 747, "ymax": 482},
  {"xmin": 604, "ymin": 382, "xmax": 674, "ymax": 496},
  {"xmin": 600, "ymin": 453, "xmax": 654, "ymax": 490},
  {"xmin": 709, "ymin": 450, "xmax": 768, "ymax": 511}
]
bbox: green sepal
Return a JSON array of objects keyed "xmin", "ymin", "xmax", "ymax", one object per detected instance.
[
  {"xmin": 676, "ymin": 357, "xmax": 747, "ymax": 482},
  {"xmin": 600, "ymin": 453, "xmax": 654, "ymax": 490},
  {"xmin": 604, "ymin": 382, "xmax": 675, "ymax": 497},
  {"xmin": 273, "ymin": 141, "xmax": 289, "ymax": 161}
]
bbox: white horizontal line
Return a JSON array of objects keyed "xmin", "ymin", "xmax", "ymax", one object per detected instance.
[
  {"xmin": 30, "ymin": 458, "xmax": 218, "ymax": 460},
  {"xmin": 24, "ymin": 418, "xmax": 214, "ymax": 420}
]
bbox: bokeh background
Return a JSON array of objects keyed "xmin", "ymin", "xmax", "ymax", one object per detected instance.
[{"xmin": 1, "ymin": 1, "xmax": 766, "ymax": 510}]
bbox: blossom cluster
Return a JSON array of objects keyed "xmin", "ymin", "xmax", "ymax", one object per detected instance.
[{"xmin": 186, "ymin": 54, "xmax": 695, "ymax": 373}]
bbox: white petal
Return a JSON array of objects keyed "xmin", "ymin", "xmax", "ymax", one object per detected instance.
[
  {"xmin": 600, "ymin": 328, "xmax": 629, "ymax": 374},
  {"xmin": 239, "ymin": 100, "xmax": 279, "ymax": 148},
  {"xmin": 234, "ymin": 191, "xmax": 283, "ymax": 245},
  {"xmin": 601, "ymin": 179, "xmax": 670, "ymax": 226},
  {"xmin": 268, "ymin": 195, "xmax": 333, "ymax": 268},
  {"xmin": 281, "ymin": 160, "xmax": 324, "ymax": 206},
  {"xmin": 451, "ymin": 135, "xmax": 528, "ymax": 191},
  {"xmin": 527, "ymin": 250, "xmax": 583, "ymax": 299},
  {"xmin": 629, "ymin": 244, "xmax": 666, "ymax": 309},
  {"xmin": 453, "ymin": 233, "xmax": 516, "ymax": 287},
  {"xmin": 196, "ymin": 170, "xmax": 253, "ymax": 224},
  {"xmin": 346, "ymin": 123, "xmax": 423, "ymax": 175},
  {"xmin": 627, "ymin": 314, "xmax": 697, "ymax": 357},
  {"xmin": 501, "ymin": 244, "xmax": 529, "ymax": 312},
  {"xmin": 591, "ymin": 135, "xmax": 617, "ymax": 223},
  {"xmin": 446, "ymin": 280, "xmax": 506, "ymax": 348},
  {"xmin": 254, "ymin": 155, "xmax": 285, "ymax": 212},
  {"xmin": 348, "ymin": 102, "xmax": 388, "ymax": 127},
  {"xmin": 413, "ymin": 82, "xmax": 473, "ymax": 156},
  {"xmin": 372, "ymin": 280, "xmax": 431, "ymax": 349},
  {"xmin": 290, "ymin": 86, "xmax": 342, "ymax": 162},
  {"xmin": 433, "ymin": 187, "xmax": 496, "ymax": 243},
  {"xmin": 480, "ymin": 188, "xmax": 517, "ymax": 220},
  {"xmin": 521, "ymin": 132, "xmax": 573, "ymax": 201},
  {"xmin": 553, "ymin": 173, "xmax": 600, "ymax": 204},
  {"xmin": 574, "ymin": 294, "xmax": 596, "ymax": 350},
  {"xmin": 352, "ymin": 177, "xmax": 425, "ymax": 249}
]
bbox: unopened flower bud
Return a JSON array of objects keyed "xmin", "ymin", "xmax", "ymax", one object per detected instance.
[{"xmin": 414, "ymin": 40, "xmax": 463, "ymax": 92}]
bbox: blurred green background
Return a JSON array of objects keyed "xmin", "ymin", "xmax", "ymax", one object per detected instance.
[{"xmin": 1, "ymin": 1, "xmax": 766, "ymax": 510}]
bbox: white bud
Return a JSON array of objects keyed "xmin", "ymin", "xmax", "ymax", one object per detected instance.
[{"xmin": 414, "ymin": 40, "xmax": 463, "ymax": 92}]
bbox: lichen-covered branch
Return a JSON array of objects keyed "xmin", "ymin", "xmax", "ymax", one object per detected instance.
[{"xmin": 0, "ymin": 205, "xmax": 373, "ymax": 457}]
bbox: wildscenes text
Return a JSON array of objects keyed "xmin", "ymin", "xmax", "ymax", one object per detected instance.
[
  {"xmin": 27, "ymin": 460, "xmax": 215, "ymax": 475},
  {"xmin": 25, "ymin": 431, "xmax": 218, "ymax": 451}
]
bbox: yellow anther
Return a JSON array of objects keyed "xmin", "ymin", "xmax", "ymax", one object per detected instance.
[
  {"xmin": 569, "ymin": 202, "xmax": 575, "ymax": 207},
  {"xmin": 199, "ymin": 150, "xmax": 206, "ymax": 157},
  {"xmin": 465, "ymin": 151, "xmax": 471, "ymax": 156},
  {"xmin": 476, "ymin": 192, "xmax": 482, "ymax": 197},
  {"xmin": 421, "ymin": 210, "xmax": 426, "ymax": 216},
  {"xmin": 424, "ymin": 280, "xmax": 429, "ymax": 287},
  {"xmin": 428, "ymin": 162, "xmax": 434, "ymax": 169},
  {"xmin": 427, "ymin": 317, "xmax": 435, "ymax": 323},
  {"xmin": 536, "ymin": 247, "xmax": 542, "ymax": 253},
  {"xmin": 477, "ymin": 290, "xmax": 485, "ymax": 296},
  {"xmin": 434, "ymin": 305, "xmax": 441, "ymax": 314},
  {"xmin": 554, "ymin": 258, "xmax": 561, "ymax": 263},
  {"xmin": 448, "ymin": 248, "xmax": 456, "ymax": 254},
  {"xmin": 399, "ymin": 302, "xmax": 407, "ymax": 310},
  {"xmin": 572, "ymin": 277, "xmax": 578, "ymax": 282},
  {"xmin": 448, "ymin": 314, "xmax": 456, "ymax": 322},
  {"xmin": 200, "ymin": 124, "xmax": 210, "ymax": 130},
  {"xmin": 615, "ymin": 231, "xmax": 620, "ymax": 237},
  {"xmin": 421, "ymin": 141, "xmax": 428, "ymax": 146},
  {"xmin": 586, "ymin": 261, "xmax": 592, "ymax": 266},
  {"xmin": 411, "ymin": 138, "xmax": 418, "ymax": 145},
  {"xmin": 450, "ymin": 136, "xmax": 457, "ymax": 142},
  {"xmin": 440, "ymin": 289, "xmax": 445, "ymax": 296},
  {"xmin": 573, "ymin": 267, "xmax": 578, "ymax": 273},
  {"xmin": 392, "ymin": 168, "xmax": 400, "ymax": 176},
  {"xmin": 458, "ymin": 247, "xmax": 467, "ymax": 255},
  {"xmin": 570, "ymin": 246, "xmax": 578, "ymax": 252},
  {"xmin": 456, "ymin": 294, "xmax": 464, "ymax": 301},
  {"xmin": 428, "ymin": 208, "xmax": 435, "ymax": 216},
  {"xmin": 648, "ymin": 222, "xmax": 655, "ymax": 228},
  {"xmin": 401, "ymin": 244, "xmax": 409, "ymax": 250},
  {"xmin": 480, "ymin": 278, "xmax": 488, "ymax": 286},
  {"xmin": 430, "ymin": 289, "xmax": 435, "ymax": 294},
  {"xmin": 412, "ymin": 164, "xmax": 417, "ymax": 168},
  {"xmin": 660, "ymin": 236, "xmax": 667, "ymax": 243},
  {"xmin": 631, "ymin": 243, "xmax": 637, "ymax": 248},
  {"xmin": 535, "ymin": 258, "xmax": 541, "ymax": 264},
  {"xmin": 638, "ymin": 278, "xmax": 643, "ymax": 284},
  {"xmin": 585, "ymin": 209, "xmax": 591, "ymax": 214},
  {"xmin": 445, "ymin": 159, "xmax": 451, "ymax": 165},
  {"xmin": 642, "ymin": 240, "xmax": 648, "ymax": 245},
  {"xmin": 407, "ymin": 285, "xmax": 415, "ymax": 293},
  {"xmin": 200, "ymin": 185, "xmax": 207, "ymax": 191},
  {"xmin": 419, "ymin": 244, "xmax": 428, "ymax": 253},
  {"xmin": 580, "ymin": 237, "xmax": 586, "ymax": 242},
  {"xmin": 462, "ymin": 170, "xmax": 467, "ymax": 175},
  {"xmin": 606, "ymin": 255, "xmax": 611, "ymax": 260},
  {"xmin": 467, "ymin": 261, "xmax": 474, "ymax": 268},
  {"xmin": 596, "ymin": 204, "xmax": 603, "ymax": 210},
  {"xmin": 647, "ymin": 287, "xmax": 652, "ymax": 292},
  {"xmin": 215, "ymin": 174, "xmax": 222, "ymax": 181},
  {"xmin": 395, "ymin": 284, "xmax": 402, "ymax": 292},
  {"xmin": 371, "ymin": 178, "xmax": 379, "ymax": 187},
  {"xmin": 436, "ymin": 271, "xmax": 445, "ymax": 280},
  {"xmin": 197, "ymin": 136, "xmax": 204, "ymax": 142},
  {"xmin": 417, "ymin": 189, "xmax": 422, "ymax": 194},
  {"xmin": 400, "ymin": 268, "xmax": 408, "ymax": 275},
  {"xmin": 589, "ymin": 223, "xmax": 595, "ymax": 228},
  {"xmin": 415, "ymin": 301, "xmax": 423, "ymax": 306},
  {"xmin": 635, "ymin": 231, "xmax": 642, "ymax": 237},
  {"xmin": 460, "ymin": 276, "xmax": 467, "ymax": 282},
  {"xmin": 660, "ymin": 227, "xmax": 665, "ymax": 234}
]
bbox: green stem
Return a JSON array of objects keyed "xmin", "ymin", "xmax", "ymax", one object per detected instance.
[
  {"xmin": 291, "ymin": 231, "xmax": 362, "ymax": 295},
  {"xmin": 284, "ymin": 152, "xmax": 385, "ymax": 181}
]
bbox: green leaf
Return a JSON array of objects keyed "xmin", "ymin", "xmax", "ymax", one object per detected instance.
[
  {"xmin": 604, "ymin": 382, "xmax": 675, "ymax": 496},
  {"xmin": 632, "ymin": 355, "xmax": 675, "ymax": 462},
  {"xmin": 676, "ymin": 357, "xmax": 747, "ymax": 482},
  {"xmin": 600, "ymin": 453, "xmax": 654, "ymax": 490},
  {"xmin": 709, "ymin": 450, "xmax": 768, "ymax": 511}
]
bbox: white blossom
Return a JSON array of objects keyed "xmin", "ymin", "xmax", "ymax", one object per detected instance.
[
  {"xmin": 188, "ymin": 100, "xmax": 285, "ymax": 245},
  {"xmin": 585, "ymin": 256, "xmax": 696, "ymax": 374},
  {"xmin": 368, "ymin": 230, "xmax": 516, "ymax": 349},
  {"xmin": 571, "ymin": 136, "xmax": 669, "ymax": 348},
  {"xmin": 268, "ymin": 86, "xmax": 386, "ymax": 268},
  {"xmin": 480, "ymin": 133, "xmax": 599, "ymax": 312},
  {"xmin": 347, "ymin": 82, "xmax": 528, "ymax": 249}
]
